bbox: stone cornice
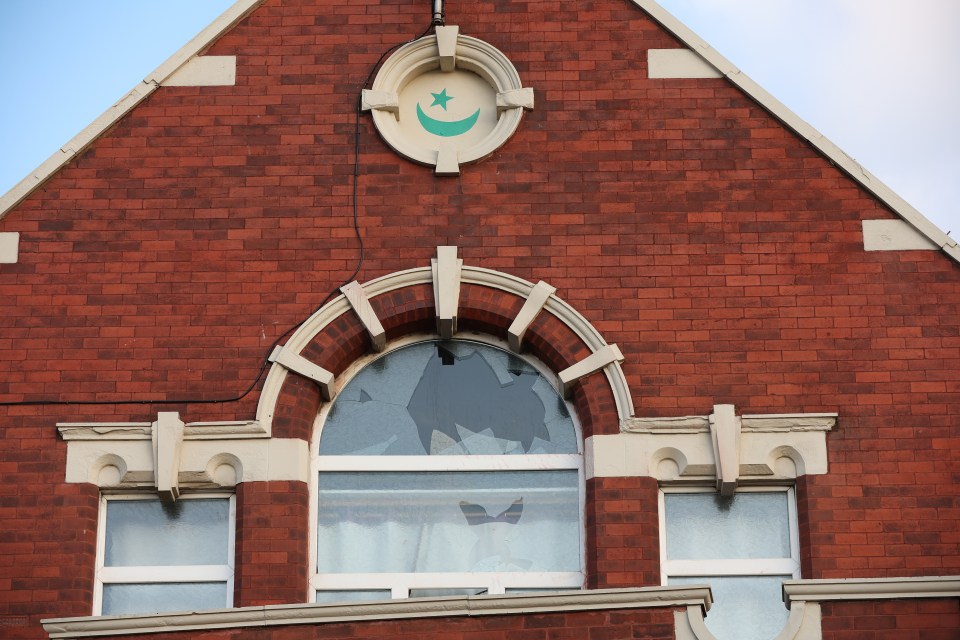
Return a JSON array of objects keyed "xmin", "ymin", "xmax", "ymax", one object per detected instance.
[
  {"xmin": 57, "ymin": 420, "xmax": 267, "ymax": 440},
  {"xmin": 784, "ymin": 576, "xmax": 960, "ymax": 604},
  {"xmin": 42, "ymin": 587, "xmax": 712, "ymax": 638},
  {"xmin": 621, "ymin": 413, "xmax": 837, "ymax": 434}
]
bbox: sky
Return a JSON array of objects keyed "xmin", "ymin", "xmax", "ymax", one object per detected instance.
[{"xmin": 0, "ymin": 0, "xmax": 957, "ymax": 236}]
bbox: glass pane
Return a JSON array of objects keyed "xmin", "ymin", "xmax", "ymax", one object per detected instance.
[
  {"xmin": 101, "ymin": 583, "xmax": 227, "ymax": 616},
  {"xmin": 319, "ymin": 341, "xmax": 577, "ymax": 455},
  {"xmin": 317, "ymin": 471, "xmax": 579, "ymax": 574},
  {"xmin": 315, "ymin": 590, "xmax": 391, "ymax": 604},
  {"xmin": 104, "ymin": 499, "xmax": 229, "ymax": 567},
  {"xmin": 664, "ymin": 493, "xmax": 790, "ymax": 560},
  {"xmin": 671, "ymin": 576, "xmax": 790, "ymax": 640}
]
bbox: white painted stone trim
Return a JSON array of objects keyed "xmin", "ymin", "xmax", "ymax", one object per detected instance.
[
  {"xmin": 255, "ymin": 259, "xmax": 636, "ymax": 432},
  {"xmin": 362, "ymin": 29, "xmax": 531, "ymax": 174},
  {"xmin": 340, "ymin": 281, "xmax": 386, "ymax": 351},
  {"xmin": 58, "ymin": 414, "xmax": 309, "ymax": 488},
  {"xmin": 152, "ymin": 412, "xmax": 184, "ymax": 500},
  {"xmin": 630, "ymin": 0, "xmax": 959, "ymax": 263},
  {"xmin": 162, "ymin": 56, "xmax": 237, "ymax": 87},
  {"xmin": 648, "ymin": 49, "xmax": 721, "ymax": 79},
  {"xmin": 435, "ymin": 142, "xmax": 460, "ymax": 175},
  {"xmin": 559, "ymin": 344, "xmax": 625, "ymax": 396},
  {"xmin": 268, "ymin": 345, "xmax": 335, "ymax": 401},
  {"xmin": 675, "ymin": 593, "xmax": 821, "ymax": 640},
  {"xmin": 360, "ymin": 90, "xmax": 399, "ymax": 113},
  {"xmin": 0, "ymin": 0, "xmax": 954, "ymax": 267},
  {"xmin": 42, "ymin": 586, "xmax": 712, "ymax": 638},
  {"xmin": 58, "ymin": 420, "xmax": 267, "ymax": 440},
  {"xmin": 587, "ymin": 410, "xmax": 835, "ymax": 480},
  {"xmin": 862, "ymin": 219, "xmax": 938, "ymax": 251},
  {"xmin": 497, "ymin": 87, "xmax": 535, "ymax": 112},
  {"xmin": 708, "ymin": 404, "xmax": 740, "ymax": 496},
  {"xmin": 508, "ymin": 280, "xmax": 556, "ymax": 352},
  {"xmin": 431, "ymin": 245, "xmax": 462, "ymax": 338},
  {"xmin": 0, "ymin": 232, "xmax": 19, "ymax": 263},
  {"xmin": 784, "ymin": 576, "xmax": 960, "ymax": 603},
  {"xmin": 0, "ymin": 0, "xmax": 263, "ymax": 220},
  {"xmin": 435, "ymin": 25, "xmax": 459, "ymax": 72}
]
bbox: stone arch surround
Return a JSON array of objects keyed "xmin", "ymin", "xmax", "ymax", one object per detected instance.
[{"xmin": 255, "ymin": 255, "xmax": 634, "ymax": 443}]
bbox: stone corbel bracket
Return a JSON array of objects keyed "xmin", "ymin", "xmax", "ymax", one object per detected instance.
[
  {"xmin": 586, "ymin": 406, "xmax": 836, "ymax": 482},
  {"xmin": 58, "ymin": 414, "xmax": 308, "ymax": 490},
  {"xmin": 152, "ymin": 412, "xmax": 184, "ymax": 501}
]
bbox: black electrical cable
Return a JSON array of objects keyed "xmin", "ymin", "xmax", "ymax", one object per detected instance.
[{"xmin": 0, "ymin": 23, "xmax": 436, "ymax": 408}]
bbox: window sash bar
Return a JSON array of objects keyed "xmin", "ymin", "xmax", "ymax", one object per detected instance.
[
  {"xmin": 316, "ymin": 454, "xmax": 581, "ymax": 472},
  {"xmin": 310, "ymin": 571, "xmax": 583, "ymax": 594},
  {"xmin": 99, "ymin": 565, "xmax": 233, "ymax": 583},
  {"xmin": 664, "ymin": 559, "xmax": 799, "ymax": 577}
]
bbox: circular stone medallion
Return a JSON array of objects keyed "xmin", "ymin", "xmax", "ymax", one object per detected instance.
[{"xmin": 362, "ymin": 26, "xmax": 533, "ymax": 174}]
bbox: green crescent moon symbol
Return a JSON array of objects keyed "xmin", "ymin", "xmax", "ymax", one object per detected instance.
[{"xmin": 416, "ymin": 103, "xmax": 480, "ymax": 137}]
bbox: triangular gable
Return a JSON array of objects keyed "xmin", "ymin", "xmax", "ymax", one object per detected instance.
[
  {"xmin": 0, "ymin": 0, "xmax": 956, "ymax": 264},
  {"xmin": 632, "ymin": 0, "xmax": 959, "ymax": 263},
  {"xmin": 0, "ymin": 0, "xmax": 264, "ymax": 219}
]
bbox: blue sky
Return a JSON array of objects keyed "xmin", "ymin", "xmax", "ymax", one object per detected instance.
[{"xmin": 1, "ymin": 0, "xmax": 957, "ymax": 236}]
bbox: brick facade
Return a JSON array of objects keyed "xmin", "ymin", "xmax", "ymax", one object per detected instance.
[{"xmin": 1, "ymin": 0, "xmax": 958, "ymax": 638}]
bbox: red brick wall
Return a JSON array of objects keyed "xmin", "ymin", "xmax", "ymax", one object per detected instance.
[
  {"xmin": 1, "ymin": 0, "xmax": 959, "ymax": 636},
  {"xmin": 234, "ymin": 481, "xmax": 310, "ymax": 606},
  {"xmin": 586, "ymin": 477, "xmax": 661, "ymax": 589},
  {"xmin": 821, "ymin": 599, "xmax": 960, "ymax": 640},
  {"xmin": 0, "ymin": 470, "xmax": 97, "ymax": 639}
]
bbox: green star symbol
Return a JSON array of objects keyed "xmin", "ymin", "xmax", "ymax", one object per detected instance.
[{"xmin": 430, "ymin": 88, "xmax": 453, "ymax": 111}]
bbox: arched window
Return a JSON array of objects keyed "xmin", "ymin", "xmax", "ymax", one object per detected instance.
[{"xmin": 310, "ymin": 338, "xmax": 583, "ymax": 602}]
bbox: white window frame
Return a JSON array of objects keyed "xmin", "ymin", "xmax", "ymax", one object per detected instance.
[
  {"xmin": 659, "ymin": 485, "xmax": 801, "ymax": 585},
  {"xmin": 94, "ymin": 493, "xmax": 236, "ymax": 616},
  {"xmin": 309, "ymin": 334, "xmax": 586, "ymax": 602}
]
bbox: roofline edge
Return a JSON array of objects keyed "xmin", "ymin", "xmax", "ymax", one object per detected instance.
[
  {"xmin": 1, "ymin": 0, "xmax": 955, "ymax": 268},
  {"xmin": 0, "ymin": 0, "xmax": 265, "ymax": 221}
]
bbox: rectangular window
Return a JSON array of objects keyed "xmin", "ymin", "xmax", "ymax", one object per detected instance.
[
  {"xmin": 660, "ymin": 487, "xmax": 799, "ymax": 640},
  {"xmin": 95, "ymin": 495, "xmax": 235, "ymax": 616}
]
